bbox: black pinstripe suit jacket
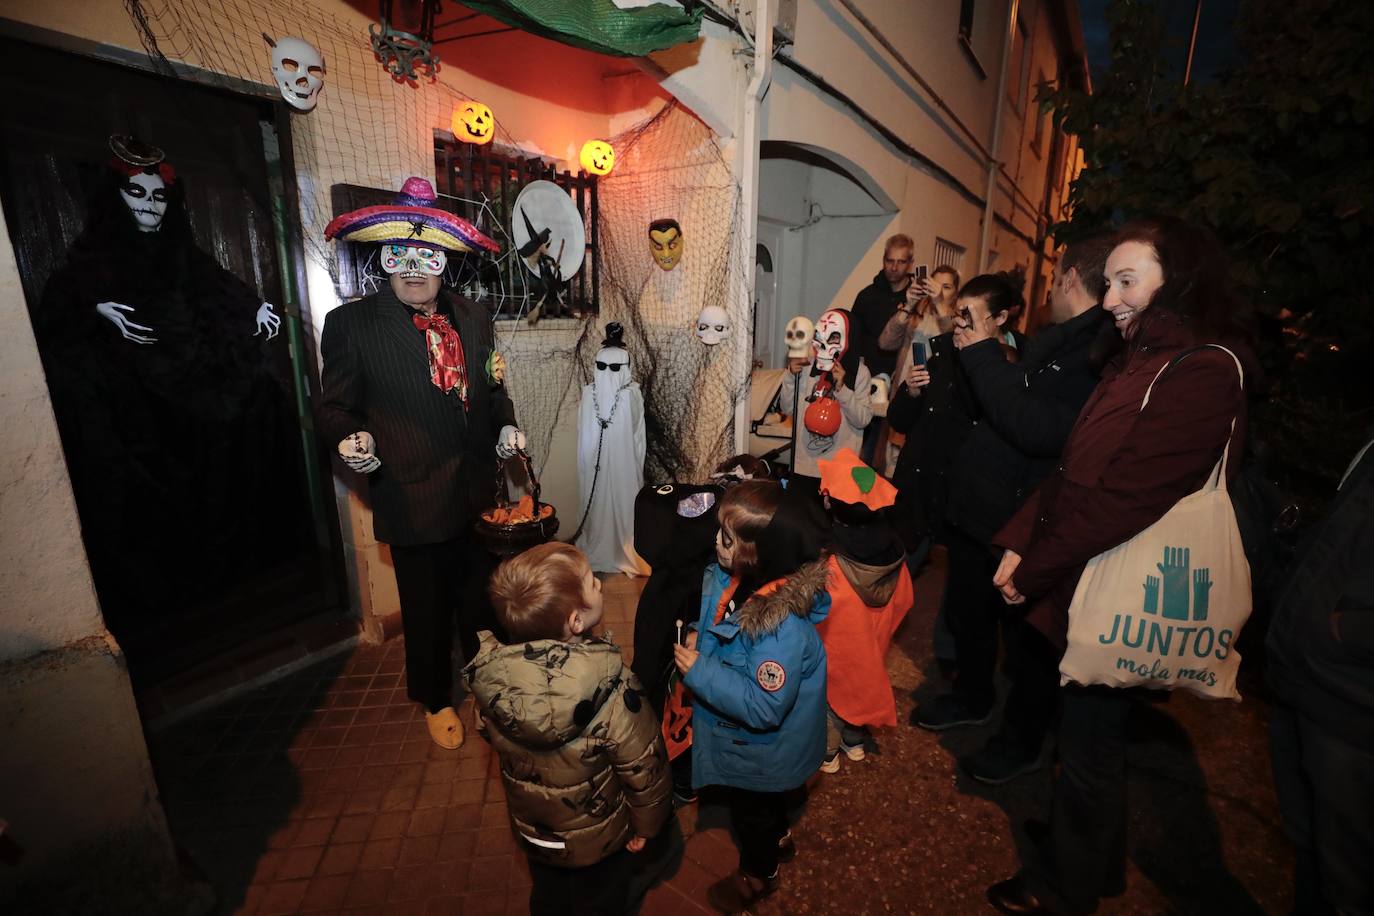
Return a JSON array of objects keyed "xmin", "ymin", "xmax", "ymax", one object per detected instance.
[{"xmin": 317, "ymin": 285, "xmax": 516, "ymax": 546}]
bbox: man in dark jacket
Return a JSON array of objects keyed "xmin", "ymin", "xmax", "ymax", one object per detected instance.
[
  {"xmin": 911, "ymin": 237, "xmax": 1114, "ymax": 787},
  {"xmin": 319, "ymin": 178, "xmax": 521, "ymax": 750},
  {"xmin": 1266, "ymin": 437, "xmax": 1374, "ymax": 914},
  {"xmin": 850, "ymin": 234, "xmax": 917, "ymax": 464}
]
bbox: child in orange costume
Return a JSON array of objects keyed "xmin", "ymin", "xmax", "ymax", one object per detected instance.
[{"xmin": 814, "ymin": 449, "xmax": 914, "ymax": 771}]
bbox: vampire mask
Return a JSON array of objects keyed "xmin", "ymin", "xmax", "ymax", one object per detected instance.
[
  {"xmin": 264, "ymin": 35, "xmax": 325, "ymax": 112},
  {"xmin": 648, "ymin": 218, "xmax": 683, "ymax": 271},
  {"xmin": 812, "ymin": 308, "xmax": 850, "ymax": 371},
  {"xmin": 381, "ymin": 244, "xmax": 447, "ymax": 277}
]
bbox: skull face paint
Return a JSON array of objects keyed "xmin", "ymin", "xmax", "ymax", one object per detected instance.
[
  {"xmin": 266, "ymin": 35, "xmax": 326, "ymax": 112},
  {"xmin": 784, "ymin": 315, "xmax": 814, "ymax": 358},
  {"xmin": 695, "ymin": 305, "xmax": 730, "ymax": 345},
  {"xmin": 120, "ymin": 172, "xmax": 169, "ymax": 232},
  {"xmin": 381, "ymin": 244, "xmax": 447, "ymax": 277},
  {"xmin": 648, "ymin": 219, "xmax": 683, "ymax": 271},
  {"xmin": 811, "ymin": 309, "xmax": 850, "ymax": 371}
]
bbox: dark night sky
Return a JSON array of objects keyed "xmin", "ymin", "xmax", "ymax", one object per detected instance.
[{"xmin": 1080, "ymin": 0, "xmax": 1243, "ymax": 83}]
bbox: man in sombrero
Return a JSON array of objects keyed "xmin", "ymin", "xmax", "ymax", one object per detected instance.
[{"xmin": 319, "ymin": 177, "xmax": 524, "ymax": 750}]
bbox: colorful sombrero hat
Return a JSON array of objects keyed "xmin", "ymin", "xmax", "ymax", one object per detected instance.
[
  {"xmin": 324, "ymin": 176, "xmax": 500, "ymax": 254},
  {"xmin": 816, "ymin": 448, "xmax": 898, "ymax": 511}
]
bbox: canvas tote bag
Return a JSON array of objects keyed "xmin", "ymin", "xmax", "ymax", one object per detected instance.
[{"xmin": 1059, "ymin": 346, "xmax": 1252, "ymax": 700}]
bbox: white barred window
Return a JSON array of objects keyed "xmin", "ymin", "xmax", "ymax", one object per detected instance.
[{"xmin": 933, "ymin": 238, "xmax": 966, "ymax": 273}]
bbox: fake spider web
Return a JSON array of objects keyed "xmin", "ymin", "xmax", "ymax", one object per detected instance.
[{"xmin": 123, "ymin": 0, "xmax": 749, "ymax": 486}]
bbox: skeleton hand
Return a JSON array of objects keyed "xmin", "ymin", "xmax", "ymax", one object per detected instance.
[
  {"xmin": 496, "ymin": 425, "xmax": 526, "ymax": 460},
  {"xmin": 96, "ymin": 301, "xmax": 157, "ymax": 344},
  {"xmin": 255, "ymin": 302, "xmax": 281, "ymax": 340},
  {"xmin": 338, "ymin": 431, "xmax": 380, "ymax": 474}
]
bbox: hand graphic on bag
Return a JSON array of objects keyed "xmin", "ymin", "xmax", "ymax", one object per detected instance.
[
  {"xmin": 1157, "ymin": 546, "xmax": 1191, "ymax": 620},
  {"xmin": 1142, "ymin": 575, "xmax": 1160, "ymax": 615},
  {"xmin": 1193, "ymin": 568, "xmax": 1213, "ymax": 621}
]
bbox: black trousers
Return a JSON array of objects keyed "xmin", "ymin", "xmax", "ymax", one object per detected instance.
[
  {"xmin": 389, "ymin": 535, "xmax": 497, "ymax": 712},
  {"xmin": 991, "ymin": 617, "xmax": 1061, "ymax": 758},
  {"xmin": 727, "ymin": 787, "xmax": 789, "ymax": 880},
  {"xmin": 1027, "ymin": 685, "xmax": 1130, "ymax": 915},
  {"xmin": 1270, "ymin": 703, "xmax": 1374, "ymax": 914},
  {"xmin": 944, "ymin": 527, "xmax": 1006, "ymax": 710},
  {"xmin": 528, "ymin": 849, "xmax": 636, "ymax": 916}
]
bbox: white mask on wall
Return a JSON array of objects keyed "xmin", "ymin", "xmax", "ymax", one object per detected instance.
[
  {"xmin": 695, "ymin": 305, "xmax": 730, "ymax": 345},
  {"xmin": 784, "ymin": 315, "xmax": 814, "ymax": 358},
  {"xmin": 265, "ymin": 35, "xmax": 326, "ymax": 112}
]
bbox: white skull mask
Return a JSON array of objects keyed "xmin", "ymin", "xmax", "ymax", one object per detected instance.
[
  {"xmin": 119, "ymin": 172, "xmax": 168, "ymax": 233},
  {"xmin": 696, "ymin": 305, "xmax": 730, "ymax": 345},
  {"xmin": 784, "ymin": 315, "xmax": 814, "ymax": 358},
  {"xmin": 380, "ymin": 244, "xmax": 447, "ymax": 277},
  {"xmin": 812, "ymin": 309, "xmax": 850, "ymax": 371},
  {"xmin": 266, "ymin": 36, "xmax": 325, "ymax": 112}
]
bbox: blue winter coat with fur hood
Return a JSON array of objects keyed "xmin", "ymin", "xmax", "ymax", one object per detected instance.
[{"xmin": 685, "ymin": 559, "xmax": 830, "ymax": 793}]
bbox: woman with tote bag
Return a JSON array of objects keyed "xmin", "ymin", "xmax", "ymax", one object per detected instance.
[{"xmin": 984, "ymin": 216, "xmax": 1256, "ymax": 916}]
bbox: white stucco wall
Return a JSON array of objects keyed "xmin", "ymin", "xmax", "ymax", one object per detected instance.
[{"xmin": 0, "ymin": 196, "xmax": 105, "ymax": 659}]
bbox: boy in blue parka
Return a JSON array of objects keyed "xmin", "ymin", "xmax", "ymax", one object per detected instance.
[{"xmin": 672, "ymin": 480, "xmax": 830, "ymax": 913}]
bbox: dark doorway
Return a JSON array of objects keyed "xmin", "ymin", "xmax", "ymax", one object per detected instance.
[{"xmin": 0, "ymin": 37, "xmax": 344, "ymax": 687}]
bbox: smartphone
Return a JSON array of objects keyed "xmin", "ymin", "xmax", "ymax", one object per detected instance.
[
  {"xmin": 959, "ymin": 306, "xmax": 972, "ymax": 326},
  {"xmin": 911, "ymin": 339, "xmax": 928, "ymax": 369}
]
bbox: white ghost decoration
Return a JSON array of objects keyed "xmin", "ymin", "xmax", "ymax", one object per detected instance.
[
  {"xmin": 265, "ymin": 35, "xmax": 325, "ymax": 112},
  {"xmin": 784, "ymin": 315, "xmax": 814, "ymax": 358},
  {"xmin": 696, "ymin": 305, "xmax": 730, "ymax": 345}
]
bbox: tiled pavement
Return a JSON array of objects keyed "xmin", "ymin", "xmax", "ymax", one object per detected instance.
[
  {"xmin": 147, "ymin": 565, "xmax": 1291, "ymax": 914},
  {"xmin": 147, "ymin": 575, "xmax": 742, "ymax": 915}
]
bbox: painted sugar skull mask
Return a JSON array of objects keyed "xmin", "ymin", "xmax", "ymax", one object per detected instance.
[
  {"xmin": 120, "ymin": 172, "xmax": 169, "ymax": 232},
  {"xmin": 812, "ymin": 309, "xmax": 850, "ymax": 371},
  {"xmin": 453, "ymin": 100, "xmax": 494, "ymax": 144},
  {"xmin": 265, "ymin": 35, "xmax": 325, "ymax": 112},
  {"xmin": 380, "ymin": 244, "xmax": 447, "ymax": 277},
  {"xmin": 696, "ymin": 305, "xmax": 730, "ymax": 345},
  {"xmin": 784, "ymin": 315, "xmax": 814, "ymax": 358},
  {"xmin": 648, "ymin": 219, "xmax": 683, "ymax": 271}
]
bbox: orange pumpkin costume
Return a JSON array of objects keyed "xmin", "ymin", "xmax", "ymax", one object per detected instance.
[{"xmin": 814, "ymin": 449, "xmax": 913, "ymax": 728}]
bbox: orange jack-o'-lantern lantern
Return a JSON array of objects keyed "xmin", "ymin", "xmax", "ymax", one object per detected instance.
[
  {"xmin": 452, "ymin": 100, "xmax": 494, "ymax": 145},
  {"xmin": 579, "ymin": 139, "xmax": 615, "ymax": 176},
  {"xmin": 804, "ymin": 374, "xmax": 842, "ymax": 438},
  {"xmin": 662, "ymin": 677, "xmax": 693, "ymax": 761}
]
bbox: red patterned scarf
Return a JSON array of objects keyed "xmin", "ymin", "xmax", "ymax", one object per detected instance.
[{"xmin": 411, "ymin": 312, "xmax": 468, "ymax": 407}]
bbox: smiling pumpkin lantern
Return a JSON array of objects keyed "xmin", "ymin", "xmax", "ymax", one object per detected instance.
[
  {"xmin": 579, "ymin": 139, "xmax": 615, "ymax": 176},
  {"xmin": 452, "ymin": 100, "xmax": 494, "ymax": 145}
]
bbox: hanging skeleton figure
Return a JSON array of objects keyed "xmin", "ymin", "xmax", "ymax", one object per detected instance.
[
  {"xmin": 32, "ymin": 134, "xmax": 294, "ymax": 642},
  {"xmin": 576, "ymin": 322, "xmax": 649, "ymax": 576}
]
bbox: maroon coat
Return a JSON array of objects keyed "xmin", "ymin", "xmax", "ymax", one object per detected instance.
[{"xmin": 993, "ymin": 314, "xmax": 1249, "ymax": 651}]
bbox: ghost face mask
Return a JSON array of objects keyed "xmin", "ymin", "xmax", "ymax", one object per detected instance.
[
  {"xmin": 784, "ymin": 315, "xmax": 814, "ymax": 358},
  {"xmin": 812, "ymin": 309, "xmax": 850, "ymax": 371},
  {"xmin": 696, "ymin": 305, "xmax": 730, "ymax": 345},
  {"xmin": 266, "ymin": 36, "xmax": 326, "ymax": 112},
  {"xmin": 648, "ymin": 219, "xmax": 683, "ymax": 271},
  {"xmin": 381, "ymin": 244, "xmax": 447, "ymax": 277},
  {"xmin": 120, "ymin": 172, "xmax": 169, "ymax": 232}
]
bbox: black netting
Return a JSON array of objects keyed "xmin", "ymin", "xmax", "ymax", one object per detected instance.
[{"xmin": 123, "ymin": 0, "xmax": 749, "ymax": 491}]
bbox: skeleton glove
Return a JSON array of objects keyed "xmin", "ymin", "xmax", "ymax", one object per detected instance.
[{"xmin": 338, "ymin": 431, "xmax": 380, "ymax": 474}]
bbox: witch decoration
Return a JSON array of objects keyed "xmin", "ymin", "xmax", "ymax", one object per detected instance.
[
  {"xmin": 32, "ymin": 134, "xmax": 295, "ymax": 644},
  {"xmin": 576, "ymin": 322, "xmax": 649, "ymax": 576}
]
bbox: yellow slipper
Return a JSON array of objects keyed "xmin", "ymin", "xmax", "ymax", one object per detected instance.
[{"xmin": 425, "ymin": 706, "xmax": 465, "ymax": 749}]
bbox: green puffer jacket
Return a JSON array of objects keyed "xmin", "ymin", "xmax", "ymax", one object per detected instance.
[{"xmin": 462, "ymin": 631, "xmax": 672, "ymax": 867}]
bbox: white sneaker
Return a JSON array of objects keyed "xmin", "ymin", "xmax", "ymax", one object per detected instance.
[
  {"xmin": 840, "ymin": 740, "xmax": 866, "ymax": 762},
  {"xmin": 819, "ymin": 752, "xmax": 841, "ymax": 774}
]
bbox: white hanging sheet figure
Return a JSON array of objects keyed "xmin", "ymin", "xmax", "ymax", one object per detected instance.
[{"xmin": 577, "ymin": 322, "xmax": 650, "ymax": 576}]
